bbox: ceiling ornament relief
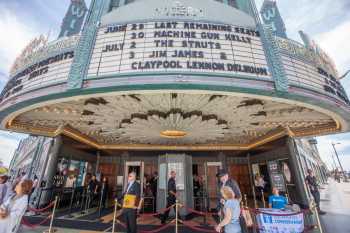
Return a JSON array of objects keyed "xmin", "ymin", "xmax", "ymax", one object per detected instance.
[{"xmin": 12, "ymin": 93, "xmax": 336, "ymax": 147}]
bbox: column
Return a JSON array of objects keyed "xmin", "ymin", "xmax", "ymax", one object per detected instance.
[
  {"xmin": 286, "ymin": 137, "xmax": 309, "ymax": 205},
  {"xmin": 157, "ymin": 154, "xmax": 193, "ymax": 215}
]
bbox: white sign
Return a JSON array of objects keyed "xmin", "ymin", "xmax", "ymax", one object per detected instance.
[
  {"xmin": 257, "ymin": 208, "xmax": 304, "ymax": 233},
  {"xmin": 1, "ymin": 36, "xmax": 78, "ymax": 102},
  {"xmin": 88, "ymin": 21, "xmax": 270, "ymax": 80},
  {"xmin": 1, "ymin": 51, "xmax": 74, "ymax": 101}
]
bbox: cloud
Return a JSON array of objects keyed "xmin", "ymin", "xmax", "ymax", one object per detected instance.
[
  {"xmin": 0, "ymin": 132, "xmax": 24, "ymax": 167},
  {"xmin": 314, "ymin": 20, "xmax": 350, "ymax": 74},
  {"xmin": 0, "ymin": 6, "xmax": 41, "ymax": 78}
]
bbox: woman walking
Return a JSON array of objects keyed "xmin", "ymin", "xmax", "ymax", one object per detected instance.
[
  {"xmin": 0, "ymin": 179, "xmax": 33, "ymax": 233},
  {"xmin": 215, "ymin": 186, "xmax": 241, "ymax": 233}
]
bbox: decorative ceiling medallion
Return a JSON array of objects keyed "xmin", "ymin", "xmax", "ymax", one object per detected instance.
[
  {"xmin": 160, "ymin": 130, "xmax": 187, "ymax": 138},
  {"xmin": 115, "ymin": 112, "xmax": 228, "ymax": 144},
  {"xmin": 13, "ymin": 93, "xmax": 336, "ymax": 146}
]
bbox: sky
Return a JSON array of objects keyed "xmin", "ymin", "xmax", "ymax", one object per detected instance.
[{"xmin": 0, "ymin": 0, "xmax": 349, "ymax": 170}]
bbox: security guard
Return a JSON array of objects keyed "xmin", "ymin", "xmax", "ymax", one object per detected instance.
[
  {"xmin": 122, "ymin": 171, "xmax": 141, "ymax": 233},
  {"xmin": 161, "ymin": 170, "xmax": 179, "ymax": 224}
]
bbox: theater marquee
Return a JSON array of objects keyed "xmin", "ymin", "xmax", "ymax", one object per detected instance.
[{"xmin": 87, "ymin": 21, "xmax": 270, "ymax": 79}]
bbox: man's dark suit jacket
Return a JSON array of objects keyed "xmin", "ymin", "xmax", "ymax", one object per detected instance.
[
  {"xmin": 123, "ymin": 181, "xmax": 141, "ymax": 205},
  {"xmin": 217, "ymin": 179, "xmax": 242, "ymax": 211}
]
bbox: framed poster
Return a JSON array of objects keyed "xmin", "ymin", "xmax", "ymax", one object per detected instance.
[
  {"xmin": 270, "ymin": 174, "xmax": 286, "ymax": 192},
  {"xmin": 252, "ymin": 163, "xmax": 260, "ymax": 176},
  {"xmin": 267, "ymin": 161, "xmax": 279, "ymax": 174}
]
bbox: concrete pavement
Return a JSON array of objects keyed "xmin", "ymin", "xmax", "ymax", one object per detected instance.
[
  {"xmin": 21, "ymin": 180, "xmax": 350, "ymax": 233},
  {"xmin": 320, "ymin": 179, "xmax": 350, "ymax": 233}
]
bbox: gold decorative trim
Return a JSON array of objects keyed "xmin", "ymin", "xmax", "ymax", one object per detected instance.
[{"xmin": 5, "ymin": 121, "xmax": 339, "ymax": 151}]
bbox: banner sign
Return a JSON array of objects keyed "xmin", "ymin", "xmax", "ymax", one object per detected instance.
[{"xmin": 257, "ymin": 208, "xmax": 304, "ymax": 233}]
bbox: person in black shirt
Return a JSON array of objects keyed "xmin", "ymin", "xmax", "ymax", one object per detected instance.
[
  {"xmin": 305, "ymin": 169, "xmax": 326, "ymax": 215},
  {"xmin": 150, "ymin": 171, "xmax": 158, "ymax": 211},
  {"xmin": 100, "ymin": 177, "xmax": 109, "ymax": 209},
  {"xmin": 87, "ymin": 175, "xmax": 99, "ymax": 207},
  {"xmin": 193, "ymin": 174, "xmax": 200, "ymax": 197},
  {"xmin": 122, "ymin": 172, "xmax": 141, "ymax": 233},
  {"xmin": 161, "ymin": 170, "xmax": 180, "ymax": 224}
]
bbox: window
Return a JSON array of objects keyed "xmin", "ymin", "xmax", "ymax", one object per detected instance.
[{"xmin": 227, "ymin": 0, "xmax": 237, "ymax": 8}]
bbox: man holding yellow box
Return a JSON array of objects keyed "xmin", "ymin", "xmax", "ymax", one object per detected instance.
[{"xmin": 122, "ymin": 171, "xmax": 141, "ymax": 233}]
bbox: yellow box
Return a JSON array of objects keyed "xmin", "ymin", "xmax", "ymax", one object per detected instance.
[{"xmin": 123, "ymin": 194, "xmax": 137, "ymax": 209}]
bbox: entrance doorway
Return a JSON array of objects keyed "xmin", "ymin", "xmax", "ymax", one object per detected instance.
[{"xmin": 205, "ymin": 162, "xmax": 222, "ymax": 211}]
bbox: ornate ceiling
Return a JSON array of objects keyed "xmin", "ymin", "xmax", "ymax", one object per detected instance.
[{"xmin": 10, "ymin": 93, "xmax": 337, "ymax": 149}]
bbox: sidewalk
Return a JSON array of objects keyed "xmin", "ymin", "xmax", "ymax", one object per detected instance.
[{"xmin": 319, "ymin": 179, "xmax": 350, "ymax": 233}]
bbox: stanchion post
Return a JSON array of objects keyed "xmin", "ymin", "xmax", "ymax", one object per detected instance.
[
  {"xmin": 175, "ymin": 200, "xmax": 179, "ymax": 233},
  {"xmin": 36, "ymin": 188, "xmax": 43, "ymax": 210},
  {"xmin": 83, "ymin": 189, "xmax": 90, "ymax": 214},
  {"xmin": 98, "ymin": 188, "xmax": 104, "ymax": 217},
  {"xmin": 43, "ymin": 196, "xmax": 58, "ymax": 233},
  {"xmin": 244, "ymin": 194, "xmax": 248, "ymax": 208},
  {"xmin": 112, "ymin": 199, "xmax": 118, "ymax": 233},
  {"xmin": 312, "ymin": 200, "xmax": 323, "ymax": 233},
  {"xmin": 261, "ymin": 190, "xmax": 266, "ymax": 208},
  {"xmin": 68, "ymin": 187, "xmax": 75, "ymax": 214},
  {"xmin": 202, "ymin": 192, "xmax": 208, "ymax": 226}
]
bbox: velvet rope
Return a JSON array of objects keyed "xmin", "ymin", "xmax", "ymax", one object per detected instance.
[
  {"xmin": 139, "ymin": 220, "xmax": 176, "ymax": 233},
  {"xmin": 21, "ymin": 215, "xmax": 52, "ymax": 228},
  {"xmin": 183, "ymin": 206, "xmax": 214, "ymax": 216},
  {"xmin": 27, "ymin": 202, "xmax": 55, "ymax": 213},
  {"xmin": 138, "ymin": 204, "xmax": 176, "ymax": 217}
]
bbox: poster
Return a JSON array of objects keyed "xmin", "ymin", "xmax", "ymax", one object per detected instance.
[
  {"xmin": 270, "ymin": 174, "xmax": 286, "ymax": 192},
  {"xmin": 257, "ymin": 208, "xmax": 304, "ymax": 233},
  {"xmin": 268, "ymin": 161, "xmax": 279, "ymax": 174},
  {"xmin": 268, "ymin": 160, "xmax": 286, "ymax": 192},
  {"xmin": 67, "ymin": 160, "xmax": 86, "ymax": 187},
  {"xmin": 252, "ymin": 163, "xmax": 260, "ymax": 176}
]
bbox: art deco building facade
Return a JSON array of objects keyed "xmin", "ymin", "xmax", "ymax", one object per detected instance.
[{"xmin": 2, "ymin": 0, "xmax": 347, "ymax": 211}]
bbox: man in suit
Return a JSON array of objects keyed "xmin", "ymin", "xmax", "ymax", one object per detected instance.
[
  {"xmin": 122, "ymin": 171, "xmax": 141, "ymax": 233},
  {"xmin": 150, "ymin": 171, "xmax": 158, "ymax": 211}
]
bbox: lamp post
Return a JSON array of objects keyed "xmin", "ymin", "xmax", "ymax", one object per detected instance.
[
  {"xmin": 331, "ymin": 143, "xmax": 348, "ymax": 182},
  {"xmin": 330, "ymin": 152, "xmax": 338, "ymax": 170}
]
